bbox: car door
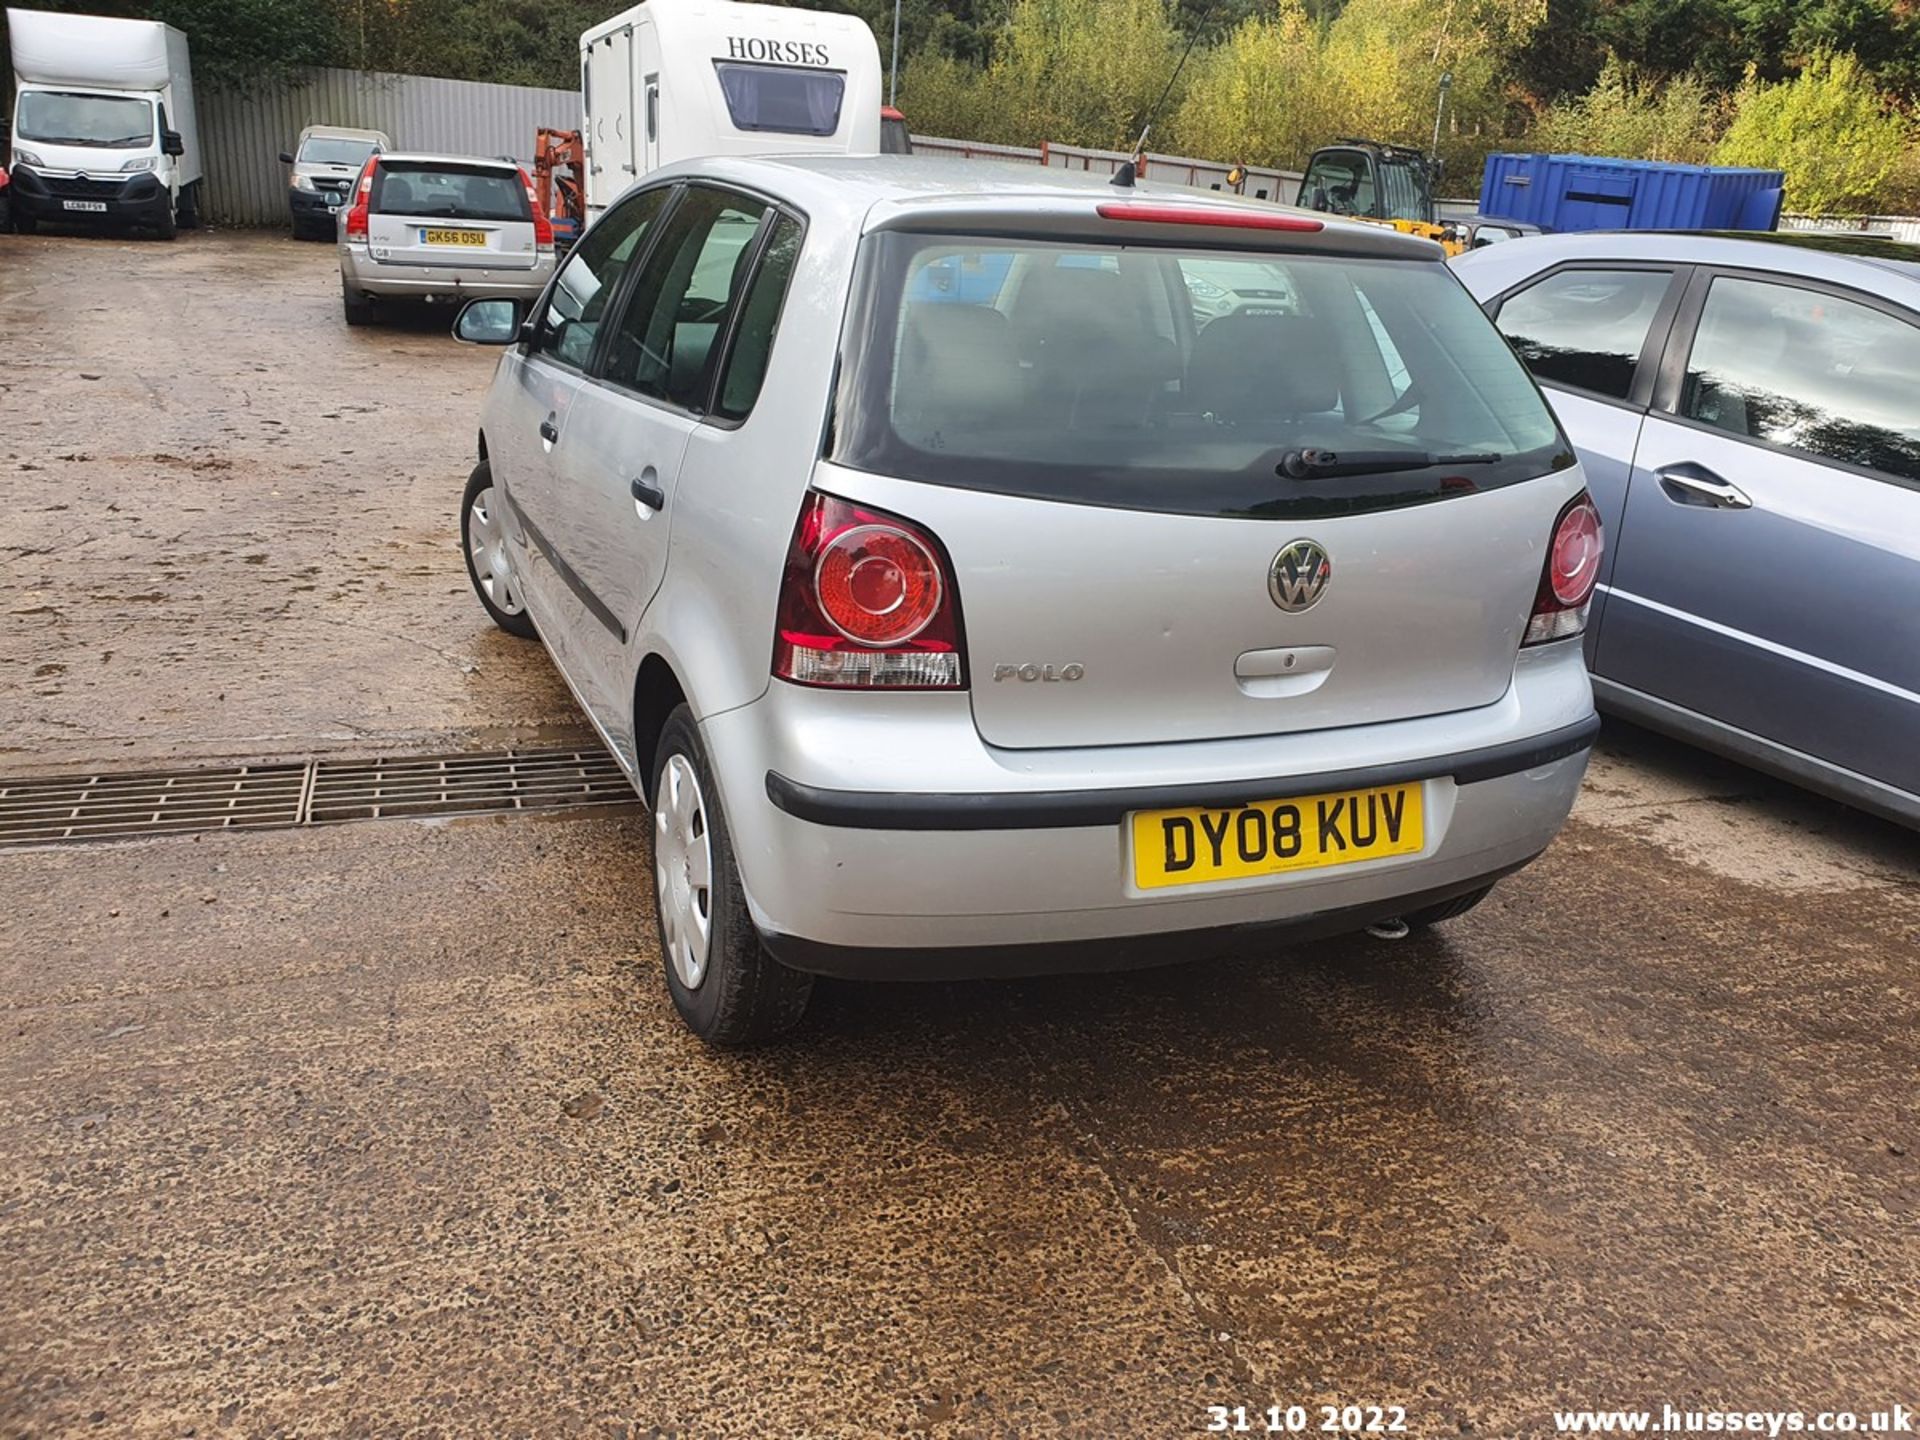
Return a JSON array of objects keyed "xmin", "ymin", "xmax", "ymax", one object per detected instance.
[
  {"xmin": 1596, "ymin": 268, "xmax": 1920, "ymax": 797},
  {"xmin": 1487, "ymin": 261, "xmax": 1688, "ymax": 643},
  {"xmin": 542, "ymin": 184, "xmax": 780, "ymax": 756},
  {"xmin": 490, "ymin": 186, "xmax": 672, "ymax": 662}
]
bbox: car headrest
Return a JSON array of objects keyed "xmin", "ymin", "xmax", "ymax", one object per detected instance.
[
  {"xmin": 895, "ymin": 303, "xmax": 1018, "ymax": 429},
  {"xmin": 1185, "ymin": 313, "xmax": 1339, "ymax": 422}
]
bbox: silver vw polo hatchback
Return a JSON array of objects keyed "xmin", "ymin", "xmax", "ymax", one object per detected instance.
[{"xmin": 453, "ymin": 156, "xmax": 1603, "ymax": 1045}]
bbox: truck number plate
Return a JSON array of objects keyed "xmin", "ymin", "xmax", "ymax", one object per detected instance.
[{"xmin": 63, "ymin": 200, "xmax": 109, "ymax": 213}]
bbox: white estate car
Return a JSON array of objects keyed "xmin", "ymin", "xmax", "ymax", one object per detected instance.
[{"xmin": 451, "ymin": 157, "xmax": 1602, "ymax": 1045}]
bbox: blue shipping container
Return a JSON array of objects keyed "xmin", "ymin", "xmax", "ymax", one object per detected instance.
[{"xmin": 1478, "ymin": 153, "xmax": 1785, "ymax": 233}]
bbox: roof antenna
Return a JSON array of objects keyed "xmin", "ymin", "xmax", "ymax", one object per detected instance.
[{"xmin": 1113, "ymin": 2, "xmax": 1215, "ymax": 188}]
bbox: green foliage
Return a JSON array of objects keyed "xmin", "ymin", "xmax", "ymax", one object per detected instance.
[
  {"xmin": 1713, "ymin": 50, "xmax": 1910, "ymax": 214},
  {"xmin": 1529, "ymin": 57, "xmax": 1725, "ymax": 161},
  {"xmin": 15, "ymin": 0, "xmax": 1920, "ymax": 213}
]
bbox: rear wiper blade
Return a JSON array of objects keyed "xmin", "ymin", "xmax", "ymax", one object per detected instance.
[{"xmin": 1277, "ymin": 448, "xmax": 1501, "ymax": 479}]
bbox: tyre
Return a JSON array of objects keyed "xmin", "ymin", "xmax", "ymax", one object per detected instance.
[
  {"xmin": 153, "ymin": 195, "xmax": 177, "ymax": 241},
  {"xmin": 460, "ymin": 461, "xmax": 536, "ymax": 638},
  {"xmin": 1400, "ymin": 884, "xmax": 1494, "ymax": 930},
  {"xmin": 177, "ymin": 183, "xmax": 200, "ymax": 230},
  {"xmin": 652, "ymin": 707, "xmax": 812, "ymax": 1047},
  {"xmin": 342, "ymin": 282, "xmax": 376, "ymax": 327},
  {"xmin": 13, "ymin": 210, "xmax": 37, "ymax": 235}
]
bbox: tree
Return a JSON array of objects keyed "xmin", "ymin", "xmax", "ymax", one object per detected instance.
[
  {"xmin": 1530, "ymin": 56, "xmax": 1725, "ymax": 162},
  {"xmin": 1713, "ymin": 50, "xmax": 1910, "ymax": 214}
]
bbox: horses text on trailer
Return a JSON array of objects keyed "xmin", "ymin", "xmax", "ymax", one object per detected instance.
[{"xmin": 579, "ymin": 0, "xmax": 882, "ymax": 214}]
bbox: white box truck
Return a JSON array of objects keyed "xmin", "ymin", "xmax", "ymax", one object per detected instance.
[
  {"xmin": 580, "ymin": 0, "xmax": 881, "ymax": 214},
  {"xmin": 6, "ymin": 7, "xmax": 202, "ymax": 238}
]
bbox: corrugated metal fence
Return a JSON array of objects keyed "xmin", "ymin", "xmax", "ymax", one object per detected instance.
[{"xmin": 199, "ymin": 68, "xmax": 577, "ymax": 227}]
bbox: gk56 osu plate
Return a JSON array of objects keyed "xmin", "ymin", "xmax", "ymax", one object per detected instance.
[{"xmin": 1131, "ymin": 782, "xmax": 1424, "ymax": 890}]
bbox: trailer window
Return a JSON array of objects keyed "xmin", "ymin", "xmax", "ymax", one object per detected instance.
[{"xmin": 713, "ymin": 61, "xmax": 845, "ymax": 136}]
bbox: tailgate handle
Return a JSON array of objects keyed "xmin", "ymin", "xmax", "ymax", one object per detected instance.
[{"xmin": 1656, "ymin": 464, "xmax": 1751, "ymax": 510}]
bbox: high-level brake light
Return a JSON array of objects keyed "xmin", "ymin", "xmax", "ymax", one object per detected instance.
[{"xmin": 1095, "ymin": 203, "xmax": 1324, "ymax": 233}]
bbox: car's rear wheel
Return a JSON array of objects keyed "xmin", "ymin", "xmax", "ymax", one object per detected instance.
[
  {"xmin": 342, "ymin": 282, "xmax": 375, "ymax": 327},
  {"xmin": 652, "ymin": 707, "xmax": 812, "ymax": 1047},
  {"xmin": 1401, "ymin": 884, "xmax": 1494, "ymax": 930},
  {"xmin": 460, "ymin": 461, "xmax": 535, "ymax": 638}
]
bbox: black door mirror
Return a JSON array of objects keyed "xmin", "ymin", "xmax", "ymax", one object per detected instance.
[
  {"xmin": 279, "ymin": 150, "xmax": 295, "ymax": 165},
  {"xmin": 453, "ymin": 298, "xmax": 525, "ymax": 346},
  {"xmin": 162, "ymin": 130, "xmax": 185, "ymax": 157}
]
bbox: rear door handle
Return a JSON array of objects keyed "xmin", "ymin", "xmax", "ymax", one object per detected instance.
[
  {"xmin": 538, "ymin": 416, "xmax": 560, "ymax": 446},
  {"xmin": 631, "ymin": 473, "xmax": 666, "ymax": 512},
  {"xmin": 1656, "ymin": 464, "xmax": 1751, "ymax": 510}
]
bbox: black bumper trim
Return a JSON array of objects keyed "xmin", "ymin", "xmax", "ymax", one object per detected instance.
[
  {"xmin": 764, "ymin": 713, "xmax": 1600, "ymax": 832},
  {"xmin": 759, "ymin": 860, "xmax": 1535, "ymax": 979}
]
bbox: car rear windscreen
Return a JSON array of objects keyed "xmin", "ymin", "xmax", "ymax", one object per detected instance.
[
  {"xmin": 832, "ymin": 234, "xmax": 1573, "ymax": 520},
  {"xmin": 713, "ymin": 61, "xmax": 845, "ymax": 136},
  {"xmin": 373, "ymin": 164, "xmax": 529, "ymax": 223}
]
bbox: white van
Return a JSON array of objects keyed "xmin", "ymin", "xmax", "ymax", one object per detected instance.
[
  {"xmin": 5, "ymin": 7, "xmax": 201, "ymax": 238},
  {"xmin": 579, "ymin": 0, "xmax": 882, "ymax": 214}
]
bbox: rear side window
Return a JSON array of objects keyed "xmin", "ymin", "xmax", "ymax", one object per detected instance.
[
  {"xmin": 601, "ymin": 186, "xmax": 770, "ymax": 410},
  {"xmin": 713, "ymin": 61, "xmax": 845, "ymax": 135},
  {"xmin": 373, "ymin": 164, "xmax": 529, "ymax": 223},
  {"xmin": 1681, "ymin": 275, "xmax": 1920, "ymax": 484},
  {"xmin": 716, "ymin": 214, "xmax": 804, "ymax": 421},
  {"xmin": 833, "ymin": 234, "xmax": 1569, "ymax": 520},
  {"xmin": 1495, "ymin": 268, "xmax": 1673, "ymax": 400}
]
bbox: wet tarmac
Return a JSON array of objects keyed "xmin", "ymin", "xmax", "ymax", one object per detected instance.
[{"xmin": 1, "ymin": 231, "xmax": 1916, "ymax": 1438}]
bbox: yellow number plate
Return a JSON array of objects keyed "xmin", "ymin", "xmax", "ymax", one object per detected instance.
[
  {"xmin": 423, "ymin": 228, "xmax": 486, "ymax": 247},
  {"xmin": 1131, "ymin": 783, "xmax": 1424, "ymax": 890}
]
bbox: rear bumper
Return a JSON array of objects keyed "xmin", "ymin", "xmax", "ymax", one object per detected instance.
[
  {"xmin": 340, "ymin": 242, "xmax": 553, "ymax": 301},
  {"xmin": 700, "ymin": 641, "xmax": 1596, "ymax": 966},
  {"xmin": 9, "ymin": 167, "xmax": 169, "ymax": 224}
]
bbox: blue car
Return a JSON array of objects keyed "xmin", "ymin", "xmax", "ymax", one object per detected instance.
[{"xmin": 1454, "ymin": 230, "xmax": 1919, "ymax": 828}]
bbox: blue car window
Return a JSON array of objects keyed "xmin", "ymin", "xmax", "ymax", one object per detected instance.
[
  {"xmin": 1496, "ymin": 268, "xmax": 1672, "ymax": 401},
  {"xmin": 1683, "ymin": 275, "xmax": 1920, "ymax": 484}
]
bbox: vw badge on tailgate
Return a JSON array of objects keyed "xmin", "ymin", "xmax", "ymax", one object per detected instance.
[{"xmin": 1268, "ymin": 540, "xmax": 1332, "ymax": 613}]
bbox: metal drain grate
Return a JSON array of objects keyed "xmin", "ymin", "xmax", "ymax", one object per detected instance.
[
  {"xmin": 307, "ymin": 748, "xmax": 632, "ymax": 824},
  {"xmin": 0, "ymin": 764, "xmax": 310, "ymax": 846},
  {"xmin": 0, "ymin": 747, "xmax": 634, "ymax": 849}
]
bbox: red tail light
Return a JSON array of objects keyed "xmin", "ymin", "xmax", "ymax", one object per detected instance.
[
  {"xmin": 344, "ymin": 158, "xmax": 375, "ymax": 241},
  {"xmin": 774, "ymin": 492, "xmax": 965, "ymax": 689},
  {"xmin": 1525, "ymin": 491, "xmax": 1604, "ymax": 645},
  {"xmin": 518, "ymin": 166, "xmax": 554, "ymax": 251}
]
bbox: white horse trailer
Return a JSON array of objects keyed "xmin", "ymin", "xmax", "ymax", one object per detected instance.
[{"xmin": 580, "ymin": 0, "xmax": 883, "ymax": 214}]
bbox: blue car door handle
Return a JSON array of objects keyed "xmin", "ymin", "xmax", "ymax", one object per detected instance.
[{"xmin": 1656, "ymin": 463, "xmax": 1752, "ymax": 511}]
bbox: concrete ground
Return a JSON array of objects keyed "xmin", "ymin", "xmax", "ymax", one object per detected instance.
[{"xmin": 1, "ymin": 230, "xmax": 1915, "ymax": 1439}]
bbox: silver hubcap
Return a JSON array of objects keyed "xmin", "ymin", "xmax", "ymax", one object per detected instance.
[
  {"xmin": 465, "ymin": 485, "xmax": 524, "ymax": 616},
  {"xmin": 655, "ymin": 753, "xmax": 713, "ymax": 990}
]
